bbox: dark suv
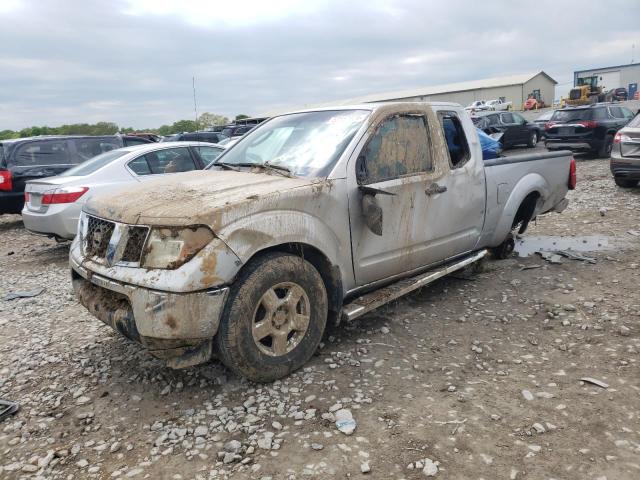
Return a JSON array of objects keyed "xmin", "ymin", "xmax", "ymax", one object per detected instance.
[
  {"xmin": 0, "ymin": 135, "xmax": 151, "ymax": 214},
  {"xmin": 161, "ymin": 131, "xmax": 227, "ymax": 144},
  {"xmin": 471, "ymin": 111, "xmax": 540, "ymax": 149},
  {"xmin": 545, "ymin": 104, "xmax": 635, "ymax": 157}
]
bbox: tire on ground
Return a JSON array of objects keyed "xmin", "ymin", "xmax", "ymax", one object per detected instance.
[
  {"xmin": 598, "ymin": 134, "xmax": 614, "ymax": 158},
  {"xmin": 614, "ymin": 177, "xmax": 638, "ymax": 188},
  {"xmin": 214, "ymin": 252, "xmax": 328, "ymax": 382}
]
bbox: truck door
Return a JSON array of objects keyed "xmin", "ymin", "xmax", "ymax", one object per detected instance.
[{"xmin": 349, "ymin": 108, "xmax": 486, "ymax": 286}]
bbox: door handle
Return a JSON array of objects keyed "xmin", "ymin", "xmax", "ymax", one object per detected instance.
[{"xmin": 425, "ymin": 183, "xmax": 447, "ymax": 196}]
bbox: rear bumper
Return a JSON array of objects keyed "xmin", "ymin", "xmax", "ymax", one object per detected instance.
[
  {"xmin": 0, "ymin": 191, "xmax": 25, "ymax": 215},
  {"xmin": 21, "ymin": 203, "xmax": 80, "ymax": 239},
  {"xmin": 70, "ymin": 256, "xmax": 229, "ymax": 368},
  {"xmin": 610, "ymin": 158, "xmax": 640, "ymax": 179},
  {"xmin": 545, "ymin": 139, "xmax": 598, "ymax": 152}
]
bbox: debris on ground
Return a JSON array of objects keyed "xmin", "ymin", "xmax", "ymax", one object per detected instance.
[
  {"xmin": 579, "ymin": 377, "xmax": 609, "ymax": 389},
  {"xmin": 335, "ymin": 409, "xmax": 356, "ymax": 435},
  {"xmin": 0, "ymin": 399, "xmax": 20, "ymax": 422},
  {"xmin": 2, "ymin": 287, "xmax": 45, "ymax": 301}
]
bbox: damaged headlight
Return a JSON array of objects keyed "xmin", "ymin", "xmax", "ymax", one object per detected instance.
[{"xmin": 142, "ymin": 226, "xmax": 214, "ymax": 269}]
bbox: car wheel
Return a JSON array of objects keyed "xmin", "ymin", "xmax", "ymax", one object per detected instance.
[
  {"xmin": 598, "ymin": 135, "xmax": 614, "ymax": 158},
  {"xmin": 614, "ymin": 177, "xmax": 638, "ymax": 188},
  {"xmin": 214, "ymin": 252, "xmax": 328, "ymax": 382},
  {"xmin": 527, "ymin": 132, "xmax": 538, "ymax": 148},
  {"xmin": 491, "ymin": 233, "xmax": 515, "ymax": 260}
]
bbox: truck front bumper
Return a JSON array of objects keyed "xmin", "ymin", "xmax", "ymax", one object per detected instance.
[{"xmin": 70, "ymin": 257, "xmax": 228, "ymax": 368}]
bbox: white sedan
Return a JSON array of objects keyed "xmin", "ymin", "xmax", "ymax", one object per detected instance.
[{"xmin": 22, "ymin": 141, "xmax": 225, "ymax": 240}]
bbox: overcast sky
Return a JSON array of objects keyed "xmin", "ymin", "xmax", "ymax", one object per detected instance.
[{"xmin": 0, "ymin": 0, "xmax": 638, "ymax": 129}]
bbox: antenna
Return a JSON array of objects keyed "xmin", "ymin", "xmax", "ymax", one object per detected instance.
[
  {"xmin": 632, "ymin": 44, "xmax": 635, "ymax": 64},
  {"xmin": 192, "ymin": 76, "xmax": 199, "ymax": 130}
]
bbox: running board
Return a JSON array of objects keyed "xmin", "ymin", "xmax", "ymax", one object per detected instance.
[{"xmin": 341, "ymin": 250, "xmax": 488, "ymax": 322}]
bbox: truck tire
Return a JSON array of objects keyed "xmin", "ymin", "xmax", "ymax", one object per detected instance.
[
  {"xmin": 490, "ymin": 233, "xmax": 515, "ymax": 259},
  {"xmin": 527, "ymin": 131, "xmax": 538, "ymax": 148},
  {"xmin": 614, "ymin": 177, "xmax": 637, "ymax": 188},
  {"xmin": 598, "ymin": 135, "xmax": 614, "ymax": 158},
  {"xmin": 214, "ymin": 252, "xmax": 328, "ymax": 382}
]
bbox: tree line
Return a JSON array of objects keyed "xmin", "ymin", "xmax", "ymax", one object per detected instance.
[{"xmin": 0, "ymin": 113, "xmax": 251, "ymax": 141}]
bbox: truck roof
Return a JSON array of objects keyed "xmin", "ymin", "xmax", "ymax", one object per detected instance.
[{"xmin": 279, "ymin": 101, "xmax": 463, "ymax": 116}]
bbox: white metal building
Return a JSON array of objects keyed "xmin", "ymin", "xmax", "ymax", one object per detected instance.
[
  {"xmin": 574, "ymin": 63, "xmax": 640, "ymax": 97},
  {"xmin": 261, "ymin": 71, "xmax": 557, "ymax": 116}
]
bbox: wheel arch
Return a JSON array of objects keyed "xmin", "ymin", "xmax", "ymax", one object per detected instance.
[
  {"xmin": 488, "ymin": 173, "xmax": 548, "ymax": 246},
  {"xmin": 239, "ymin": 242, "xmax": 343, "ymax": 322}
]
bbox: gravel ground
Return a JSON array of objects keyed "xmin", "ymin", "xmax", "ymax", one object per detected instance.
[{"xmin": 1, "ymin": 155, "xmax": 639, "ymax": 480}]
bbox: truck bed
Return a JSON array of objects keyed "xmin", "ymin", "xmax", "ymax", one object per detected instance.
[{"xmin": 478, "ymin": 149, "xmax": 573, "ymax": 248}]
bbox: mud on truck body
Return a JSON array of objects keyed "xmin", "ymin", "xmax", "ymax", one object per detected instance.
[{"xmin": 71, "ymin": 102, "xmax": 575, "ymax": 381}]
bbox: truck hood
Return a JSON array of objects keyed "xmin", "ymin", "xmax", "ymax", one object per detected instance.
[{"xmin": 83, "ymin": 170, "xmax": 316, "ymax": 226}]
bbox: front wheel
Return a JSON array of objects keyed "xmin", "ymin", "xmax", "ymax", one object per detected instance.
[
  {"xmin": 214, "ymin": 252, "xmax": 328, "ymax": 382},
  {"xmin": 527, "ymin": 131, "xmax": 538, "ymax": 148}
]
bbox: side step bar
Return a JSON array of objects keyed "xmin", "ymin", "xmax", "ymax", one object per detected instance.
[{"xmin": 341, "ymin": 250, "xmax": 488, "ymax": 322}]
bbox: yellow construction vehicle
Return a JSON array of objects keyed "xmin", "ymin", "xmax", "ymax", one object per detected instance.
[{"xmin": 565, "ymin": 75, "xmax": 606, "ymax": 106}]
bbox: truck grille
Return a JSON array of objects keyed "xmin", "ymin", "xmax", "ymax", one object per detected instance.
[
  {"xmin": 83, "ymin": 215, "xmax": 149, "ymax": 266},
  {"xmin": 122, "ymin": 226, "xmax": 149, "ymax": 263},
  {"xmin": 85, "ymin": 216, "xmax": 115, "ymax": 258}
]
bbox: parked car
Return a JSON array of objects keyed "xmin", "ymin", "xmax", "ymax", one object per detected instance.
[
  {"xmin": 464, "ymin": 100, "xmax": 489, "ymax": 113},
  {"xmin": 545, "ymin": 103, "xmax": 635, "ymax": 157},
  {"xmin": 22, "ymin": 142, "xmax": 225, "ymax": 240},
  {"xmin": 485, "ymin": 99, "xmax": 512, "ymax": 111},
  {"xmin": 607, "ymin": 87, "xmax": 628, "ymax": 102},
  {"xmin": 161, "ymin": 131, "xmax": 227, "ymax": 144},
  {"xmin": 532, "ymin": 111, "xmax": 554, "ymax": 139},
  {"xmin": 220, "ymin": 124, "xmax": 255, "ymax": 138},
  {"xmin": 0, "ymin": 135, "xmax": 151, "ymax": 215},
  {"xmin": 610, "ymin": 112, "xmax": 640, "ymax": 188},
  {"xmin": 70, "ymin": 102, "xmax": 574, "ymax": 381},
  {"xmin": 471, "ymin": 111, "xmax": 540, "ymax": 149}
]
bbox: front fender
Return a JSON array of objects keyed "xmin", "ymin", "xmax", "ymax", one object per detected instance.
[
  {"xmin": 216, "ymin": 210, "xmax": 343, "ymax": 269},
  {"xmin": 488, "ymin": 172, "xmax": 549, "ymax": 247}
]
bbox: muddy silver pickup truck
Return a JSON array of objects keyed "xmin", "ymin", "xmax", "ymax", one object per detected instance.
[{"xmin": 70, "ymin": 102, "xmax": 576, "ymax": 381}]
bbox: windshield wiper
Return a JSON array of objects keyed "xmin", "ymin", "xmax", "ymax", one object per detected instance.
[
  {"xmin": 261, "ymin": 161, "xmax": 293, "ymax": 177},
  {"xmin": 212, "ymin": 161, "xmax": 241, "ymax": 171}
]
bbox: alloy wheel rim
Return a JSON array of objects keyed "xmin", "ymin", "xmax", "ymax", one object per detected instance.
[{"xmin": 251, "ymin": 282, "xmax": 311, "ymax": 357}]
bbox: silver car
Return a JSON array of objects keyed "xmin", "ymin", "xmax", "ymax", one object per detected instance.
[
  {"xmin": 610, "ymin": 112, "xmax": 640, "ymax": 188},
  {"xmin": 22, "ymin": 142, "xmax": 225, "ymax": 239}
]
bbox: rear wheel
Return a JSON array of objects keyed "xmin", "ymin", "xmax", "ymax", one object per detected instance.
[
  {"xmin": 614, "ymin": 177, "xmax": 638, "ymax": 188},
  {"xmin": 598, "ymin": 135, "xmax": 614, "ymax": 158},
  {"xmin": 214, "ymin": 252, "xmax": 328, "ymax": 382},
  {"xmin": 527, "ymin": 131, "xmax": 538, "ymax": 148},
  {"xmin": 490, "ymin": 233, "xmax": 515, "ymax": 260}
]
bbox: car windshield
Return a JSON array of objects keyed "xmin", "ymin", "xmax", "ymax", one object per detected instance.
[
  {"xmin": 60, "ymin": 149, "xmax": 129, "ymax": 177},
  {"xmin": 209, "ymin": 109, "xmax": 370, "ymax": 177},
  {"xmin": 551, "ymin": 109, "xmax": 593, "ymax": 122}
]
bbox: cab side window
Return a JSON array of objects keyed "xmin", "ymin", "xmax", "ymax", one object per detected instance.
[
  {"xmin": 357, "ymin": 114, "xmax": 432, "ymax": 184},
  {"xmin": 437, "ymin": 111, "xmax": 470, "ymax": 168}
]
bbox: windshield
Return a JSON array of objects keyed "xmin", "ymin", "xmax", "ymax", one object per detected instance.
[
  {"xmin": 551, "ymin": 109, "xmax": 593, "ymax": 123},
  {"xmin": 60, "ymin": 149, "xmax": 128, "ymax": 177},
  {"xmin": 628, "ymin": 113, "xmax": 640, "ymax": 128},
  {"xmin": 209, "ymin": 109, "xmax": 370, "ymax": 177}
]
